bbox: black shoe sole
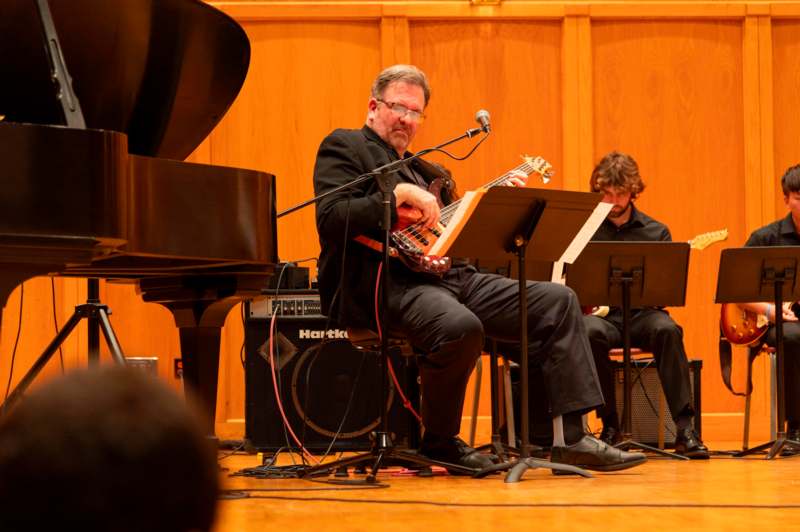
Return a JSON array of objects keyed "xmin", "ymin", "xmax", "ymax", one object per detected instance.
[
  {"xmin": 676, "ymin": 449, "xmax": 710, "ymax": 459},
  {"xmin": 552, "ymin": 455, "xmax": 647, "ymax": 474}
]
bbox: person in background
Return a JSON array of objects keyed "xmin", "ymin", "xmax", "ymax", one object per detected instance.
[{"xmin": 583, "ymin": 150, "xmax": 709, "ymax": 459}]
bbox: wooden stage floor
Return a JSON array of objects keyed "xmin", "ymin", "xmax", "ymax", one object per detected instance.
[{"xmin": 213, "ymin": 441, "xmax": 800, "ymax": 531}]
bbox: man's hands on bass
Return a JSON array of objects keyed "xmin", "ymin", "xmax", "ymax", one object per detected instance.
[
  {"xmin": 506, "ymin": 169, "xmax": 529, "ymax": 187},
  {"xmin": 394, "ymin": 170, "xmax": 528, "ymax": 229},
  {"xmin": 394, "ymin": 183, "xmax": 440, "ymax": 228}
]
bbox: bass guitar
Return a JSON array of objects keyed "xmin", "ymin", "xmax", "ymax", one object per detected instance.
[{"xmin": 355, "ymin": 156, "xmax": 553, "ymax": 275}]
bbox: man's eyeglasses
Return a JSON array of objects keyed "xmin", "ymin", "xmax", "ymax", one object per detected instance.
[{"xmin": 376, "ymin": 99, "xmax": 425, "ymax": 124}]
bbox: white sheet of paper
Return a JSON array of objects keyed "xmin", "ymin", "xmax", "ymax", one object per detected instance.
[
  {"xmin": 428, "ymin": 190, "xmax": 477, "ymax": 257},
  {"xmin": 550, "ymin": 260, "xmax": 565, "ymax": 284},
  {"xmin": 557, "ymin": 202, "xmax": 613, "ymax": 264}
]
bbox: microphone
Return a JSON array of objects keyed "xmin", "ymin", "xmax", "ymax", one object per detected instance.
[{"xmin": 475, "ymin": 109, "xmax": 491, "ymax": 133}]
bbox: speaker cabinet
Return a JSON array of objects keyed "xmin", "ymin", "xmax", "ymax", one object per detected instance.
[
  {"xmin": 612, "ymin": 359, "xmax": 702, "ymax": 447},
  {"xmin": 244, "ymin": 314, "xmax": 415, "ymax": 452}
]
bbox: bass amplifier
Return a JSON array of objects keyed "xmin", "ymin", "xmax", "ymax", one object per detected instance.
[
  {"xmin": 244, "ymin": 301, "xmax": 416, "ymax": 453},
  {"xmin": 612, "ymin": 359, "xmax": 702, "ymax": 447}
]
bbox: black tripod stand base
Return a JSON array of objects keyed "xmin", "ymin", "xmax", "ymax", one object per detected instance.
[
  {"xmin": 1, "ymin": 302, "xmax": 125, "ymax": 415},
  {"xmin": 615, "ymin": 439, "xmax": 689, "ymax": 460},
  {"xmin": 474, "ymin": 441, "xmax": 523, "ymax": 462},
  {"xmin": 473, "ymin": 458, "xmax": 592, "ymax": 480},
  {"xmin": 300, "ymin": 447, "xmax": 479, "ymax": 481},
  {"xmin": 735, "ymin": 437, "xmax": 800, "ymax": 459}
]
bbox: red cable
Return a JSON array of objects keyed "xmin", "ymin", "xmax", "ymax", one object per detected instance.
[
  {"xmin": 268, "ymin": 311, "xmax": 319, "ymax": 464},
  {"xmin": 374, "ymin": 263, "xmax": 422, "ymax": 422}
]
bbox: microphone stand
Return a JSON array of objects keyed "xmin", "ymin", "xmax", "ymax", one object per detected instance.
[
  {"xmin": 278, "ymin": 126, "xmax": 487, "ymax": 219},
  {"xmin": 283, "ymin": 125, "xmax": 489, "ymax": 481}
]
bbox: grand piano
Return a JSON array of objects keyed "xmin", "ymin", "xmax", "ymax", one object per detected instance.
[{"xmin": 0, "ymin": 0, "xmax": 278, "ymax": 432}]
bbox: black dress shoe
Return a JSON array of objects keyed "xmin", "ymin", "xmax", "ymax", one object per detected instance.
[
  {"xmin": 599, "ymin": 425, "xmax": 623, "ymax": 446},
  {"xmin": 673, "ymin": 427, "xmax": 710, "ymax": 459},
  {"xmin": 551, "ymin": 435, "xmax": 646, "ymax": 472},
  {"xmin": 419, "ymin": 435, "xmax": 497, "ymax": 472}
]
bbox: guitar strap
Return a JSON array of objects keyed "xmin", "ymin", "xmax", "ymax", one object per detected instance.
[
  {"xmin": 718, "ymin": 335, "xmax": 759, "ymax": 397},
  {"xmin": 401, "ymin": 164, "xmax": 428, "ymax": 188}
]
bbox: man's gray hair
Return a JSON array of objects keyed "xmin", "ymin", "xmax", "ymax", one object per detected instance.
[{"xmin": 371, "ymin": 64, "xmax": 431, "ymax": 106}]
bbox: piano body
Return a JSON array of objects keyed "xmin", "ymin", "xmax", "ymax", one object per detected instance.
[{"xmin": 0, "ymin": 0, "xmax": 278, "ymax": 432}]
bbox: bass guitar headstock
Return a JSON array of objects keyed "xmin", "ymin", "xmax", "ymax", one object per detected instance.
[{"xmin": 521, "ymin": 155, "xmax": 553, "ymax": 184}]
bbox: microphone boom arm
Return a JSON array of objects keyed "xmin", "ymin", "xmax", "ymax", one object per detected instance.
[{"xmin": 278, "ymin": 124, "xmax": 490, "ymax": 219}]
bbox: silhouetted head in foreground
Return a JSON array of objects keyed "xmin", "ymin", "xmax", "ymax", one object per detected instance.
[{"xmin": 0, "ymin": 366, "xmax": 218, "ymax": 532}]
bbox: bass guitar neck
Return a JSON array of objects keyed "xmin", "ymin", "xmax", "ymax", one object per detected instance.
[{"xmin": 355, "ymin": 155, "xmax": 553, "ymax": 275}]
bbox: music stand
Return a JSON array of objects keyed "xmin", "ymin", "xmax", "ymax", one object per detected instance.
[
  {"xmin": 715, "ymin": 246, "xmax": 800, "ymax": 459},
  {"xmin": 566, "ymin": 241, "xmax": 691, "ymax": 460},
  {"xmin": 438, "ymin": 186, "xmax": 605, "ymax": 481}
]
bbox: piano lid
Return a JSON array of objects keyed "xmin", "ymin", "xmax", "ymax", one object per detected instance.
[{"xmin": 0, "ymin": 0, "xmax": 250, "ymax": 161}]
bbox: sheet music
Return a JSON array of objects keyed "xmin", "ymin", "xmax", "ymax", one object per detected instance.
[{"xmin": 557, "ymin": 202, "xmax": 613, "ymax": 264}]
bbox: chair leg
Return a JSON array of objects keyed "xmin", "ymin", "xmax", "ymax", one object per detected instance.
[
  {"xmin": 658, "ymin": 389, "xmax": 666, "ymax": 449},
  {"xmin": 743, "ymin": 365, "xmax": 752, "ymax": 451},
  {"xmin": 769, "ymin": 350, "xmax": 777, "ymax": 441},
  {"xmin": 468, "ymin": 356, "xmax": 482, "ymax": 447},
  {"xmin": 503, "ymin": 358, "xmax": 516, "ymax": 447}
]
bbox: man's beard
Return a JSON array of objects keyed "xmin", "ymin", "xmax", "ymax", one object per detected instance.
[
  {"xmin": 608, "ymin": 200, "xmax": 632, "ymax": 219},
  {"xmin": 389, "ymin": 128, "xmax": 411, "ymax": 153}
]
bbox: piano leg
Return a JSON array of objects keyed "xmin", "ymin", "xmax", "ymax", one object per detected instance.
[
  {"xmin": 138, "ymin": 273, "xmax": 271, "ymax": 438},
  {"xmin": 178, "ymin": 326, "xmax": 222, "ymax": 436}
]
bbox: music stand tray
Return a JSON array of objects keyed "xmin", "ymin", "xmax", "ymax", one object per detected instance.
[
  {"xmin": 437, "ymin": 186, "xmax": 604, "ymax": 481},
  {"xmin": 566, "ymin": 241, "xmax": 691, "ymax": 460},
  {"xmin": 716, "ymin": 246, "xmax": 800, "ymax": 459}
]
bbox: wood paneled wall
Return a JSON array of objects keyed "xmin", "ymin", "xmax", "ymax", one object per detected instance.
[{"xmin": 3, "ymin": 1, "xmax": 800, "ymax": 441}]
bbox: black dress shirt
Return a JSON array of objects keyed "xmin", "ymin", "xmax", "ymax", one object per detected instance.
[
  {"xmin": 745, "ymin": 213, "xmax": 800, "ymax": 247},
  {"xmin": 591, "ymin": 203, "xmax": 671, "ymax": 242}
]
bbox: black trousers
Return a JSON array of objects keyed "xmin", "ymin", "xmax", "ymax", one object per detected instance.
[
  {"xmin": 387, "ymin": 265, "xmax": 603, "ymax": 437},
  {"xmin": 764, "ymin": 322, "xmax": 800, "ymax": 423},
  {"xmin": 584, "ymin": 308, "xmax": 693, "ymax": 425}
]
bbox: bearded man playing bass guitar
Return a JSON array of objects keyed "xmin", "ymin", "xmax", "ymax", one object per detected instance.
[
  {"xmin": 313, "ymin": 64, "xmax": 645, "ymax": 473},
  {"xmin": 737, "ymin": 164, "xmax": 800, "ymax": 440}
]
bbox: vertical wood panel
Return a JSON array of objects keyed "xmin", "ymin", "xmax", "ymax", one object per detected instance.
[
  {"xmin": 757, "ymin": 16, "xmax": 775, "ymax": 224},
  {"xmin": 593, "ymin": 20, "xmax": 746, "ymax": 414},
  {"xmin": 772, "ymin": 20, "xmax": 800, "ymax": 213},
  {"xmin": 410, "ymin": 21, "xmax": 563, "ymax": 191},
  {"xmin": 382, "ymin": 16, "xmax": 411, "ymax": 66},
  {"xmin": 743, "ymin": 15, "xmax": 776, "ymax": 235},
  {"xmin": 562, "ymin": 15, "xmax": 593, "ymax": 191}
]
